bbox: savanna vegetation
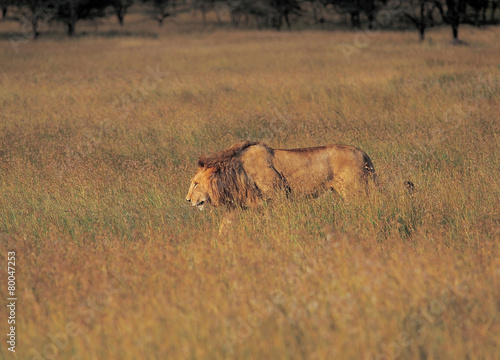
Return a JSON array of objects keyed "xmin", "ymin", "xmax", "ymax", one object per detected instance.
[
  {"xmin": 2, "ymin": 0, "xmax": 500, "ymax": 41},
  {"xmin": 0, "ymin": 13, "xmax": 499, "ymax": 360}
]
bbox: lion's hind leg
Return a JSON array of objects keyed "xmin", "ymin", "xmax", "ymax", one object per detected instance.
[{"xmin": 328, "ymin": 169, "xmax": 371, "ymax": 201}]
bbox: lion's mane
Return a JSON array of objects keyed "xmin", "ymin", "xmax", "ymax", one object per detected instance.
[{"xmin": 197, "ymin": 141, "xmax": 267, "ymax": 208}]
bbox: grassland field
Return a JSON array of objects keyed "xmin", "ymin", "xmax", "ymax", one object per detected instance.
[{"xmin": 0, "ymin": 14, "xmax": 499, "ymax": 360}]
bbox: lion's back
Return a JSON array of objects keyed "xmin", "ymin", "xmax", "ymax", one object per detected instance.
[{"xmin": 271, "ymin": 145, "xmax": 375, "ymax": 197}]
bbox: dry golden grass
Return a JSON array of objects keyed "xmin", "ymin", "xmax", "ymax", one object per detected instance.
[{"xmin": 0, "ymin": 20, "xmax": 499, "ymax": 359}]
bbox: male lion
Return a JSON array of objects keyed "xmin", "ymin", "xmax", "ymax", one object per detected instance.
[{"xmin": 186, "ymin": 141, "xmax": 379, "ymax": 210}]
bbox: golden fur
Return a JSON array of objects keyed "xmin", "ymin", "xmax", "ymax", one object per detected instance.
[{"xmin": 186, "ymin": 141, "xmax": 378, "ymax": 210}]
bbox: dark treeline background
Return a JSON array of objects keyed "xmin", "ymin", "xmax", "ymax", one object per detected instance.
[{"xmin": 1, "ymin": 0, "xmax": 499, "ymax": 41}]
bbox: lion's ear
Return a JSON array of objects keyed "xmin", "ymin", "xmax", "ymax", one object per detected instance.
[{"xmin": 198, "ymin": 156, "xmax": 211, "ymax": 168}]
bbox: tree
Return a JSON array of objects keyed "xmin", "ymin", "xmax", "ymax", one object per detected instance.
[
  {"xmin": 191, "ymin": 0, "xmax": 215, "ymax": 24},
  {"xmin": 55, "ymin": 0, "xmax": 112, "ymax": 36},
  {"xmin": 1, "ymin": 0, "xmax": 12, "ymax": 19},
  {"xmin": 306, "ymin": 0, "xmax": 327, "ymax": 24},
  {"xmin": 151, "ymin": 0, "xmax": 170, "ymax": 26},
  {"xmin": 401, "ymin": 0, "xmax": 437, "ymax": 41},
  {"xmin": 13, "ymin": 0, "xmax": 57, "ymax": 39},
  {"xmin": 324, "ymin": 0, "xmax": 385, "ymax": 29},
  {"xmin": 226, "ymin": 0, "xmax": 253, "ymax": 26},
  {"xmin": 467, "ymin": 0, "xmax": 487, "ymax": 24},
  {"xmin": 228, "ymin": 0, "xmax": 272, "ymax": 28},
  {"xmin": 268, "ymin": 0, "xmax": 302, "ymax": 30},
  {"xmin": 144, "ymin": 0, "xmax": 189, "ymax": 27},
  {"xmin": 433, "ymin": 0, "xmax": 469, "ymax": 42},
  {"xmin": 111, "ymin": 0, "xmax": 134, "ymax": 25},
  {"xmin": 213, "ymin": 0, "xmax": 298, "ymax": 29}
]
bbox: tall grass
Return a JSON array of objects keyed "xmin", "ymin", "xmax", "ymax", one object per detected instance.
[{"xmin": 0, "ymin": 24, "xmax": 499, "ymax": 359}]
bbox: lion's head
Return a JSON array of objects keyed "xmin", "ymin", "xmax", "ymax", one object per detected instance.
[
  {"xmin": 186, "ymin": 167, "xmax": 218, "ymax": 211},
  {"xmin": 186, "ymin": 141, "xmax": 262, "ymax": 210}
]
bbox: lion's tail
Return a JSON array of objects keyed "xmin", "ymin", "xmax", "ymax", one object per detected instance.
[
  {"xmin": 404, "ymin": 181, "xmax": 415, "ymax": 194},
  {"xmin": 363, "ymin": 153, "xmax": 378, "ymax": 185},
  {"xmin": 363, "ymin": 154, "xmax": 415, "ymax": 194}
]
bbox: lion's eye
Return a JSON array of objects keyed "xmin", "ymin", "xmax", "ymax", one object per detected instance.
[{"xmin": 194, "ymin": 183, "xmax": 198, "ymax": 188}]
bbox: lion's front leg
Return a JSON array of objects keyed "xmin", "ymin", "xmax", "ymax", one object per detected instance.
[
  {"xmin": 241, "ymin": 146, "xmax": 287, "ymax": 201},
  {"xmin": 218, "ymin": 211, "xmax": 238, "ymax": 235}
]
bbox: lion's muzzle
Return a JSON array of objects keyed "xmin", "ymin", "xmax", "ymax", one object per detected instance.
[
  {"xmin": 196, "ymin": 201, "xmax": 205, "ymax": 211},
  {"xmin": 186, "ymin": 197, "xmax": 206, "ymax": 211}
]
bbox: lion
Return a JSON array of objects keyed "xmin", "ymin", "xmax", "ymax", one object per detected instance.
[{"xmin": 186, "ymin": 141, "xmax": 386, "ymax": 210}]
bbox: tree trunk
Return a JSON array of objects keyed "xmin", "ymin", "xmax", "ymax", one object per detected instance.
[
  {"xmin": 231, "ymin": 12, "xmax": 240, "ymax": 27},
  {"xmin": 418, "ymin": 24, "xmax": 425, "ymax": 41},
  {"xmin": 67, "ymin": 0, "xmax": 77, "ymax": 37},
  {"xmin": 32, "ymin": 18, "xmax": 39, "ymax": 39},
  {"xmin": 367, "ymin": 13, "xmax": 374, "ymax": 29},
  {"xmin": 275, "ymin": 15, "xmax": 282, "ymax": 30},
  {"xmin": 350, "ymin": 12, "xmax": 360, "ymax": 29},
  {"xmin": 67, "ymin": 21, "xmax": 75, "ymax": 36},
  {"xmin": 492, "ymin": 2, "xmax": 499, "ymax": 23},
  {"xmin": 215, "ymin": 8, "xmax": 222, "ymax": 23},
  {"xmin": 418, "ymin": 0, "xmax": 425, "ymax": 41},
  {"xmin": 284, "ymin": 12, "xmax": 291, "ymax": 30},
  {"xmin": 313, "ymin": 2, "xmax": 318, "ymax": 23},
  {"xmin": 452, "ymin": 23, "xmax": 458, "ymax": 40},
  {"xmin": 117, "ymin": 11, "xmax": 124, "ymax": 26},
  {"xmin": 427, "ymin": 7, "xmax": 434, "ymax": 26}
]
